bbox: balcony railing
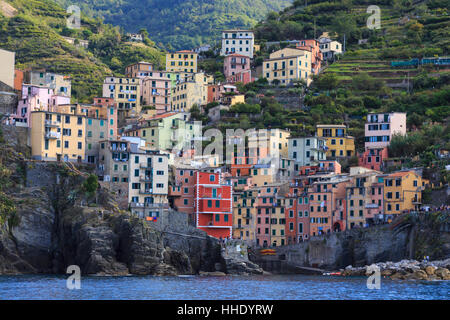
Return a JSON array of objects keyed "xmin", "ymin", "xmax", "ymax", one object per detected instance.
[
  {"xmin": 139, "ymin": 189, "xmax": 154, "ymax": 195},
  {"xmin": 140, "ymin": 175, "xmax": 153, "ymax": 182},
  {"xmin": 45, "ymin": 132, "xmax": 61, "ymax": 139},
  {"xmin": 45, "ymin": 120, "xmax": 60, "ymax": 127}
]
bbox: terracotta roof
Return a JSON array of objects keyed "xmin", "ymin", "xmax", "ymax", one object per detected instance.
[
  {"xmin": 387, "ymin": 171, "xmax": 412, "ymax": 177},
  {"xmin": 175, "ymin": 50, "xmax": 196, "ymax": 54},
  {"xmin": 146, "ymin": 112, "xmax": 179, "ymax": 120}
]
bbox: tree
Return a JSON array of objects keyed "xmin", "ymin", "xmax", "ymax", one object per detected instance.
[
  {"xmin": 315, "ymin": 73, "xmax": 339, "ymax": 91},
  {"xmin": 83, "ymin": 174, "xmax": 99, "ymax": 194}
]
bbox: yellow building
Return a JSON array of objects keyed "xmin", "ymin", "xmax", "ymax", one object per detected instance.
[
  {"xmin": 171, "ymin": 73, "xmax": 208, "ymax": 111},
  {"xmin": 316, "ymin": 124, "xmax": 355, "ymax": 158},
  {"xmin": 223, "ymin": 94, "xmax": 245, "ymax": 106},
  {"xmin": 166, "ymin": 50, "xmax": 198, "ymax": 73},
  {"xmin": 381, "ymin": 171, "xmax": 428, "ymax": 216},
  {"xmin": 233, "ymin": 190, "xmax": 257, "ymax": 245},
  {"xmin": 102, "ymin": 77, "xmax": 141, "ymax": 119},
  {"xmin": 262, "ymin": 48, "xmax": 312, "ymax": 86},
  {"xmin": 31, "ymin": 111, "xmax": 85, "ymax": 162}
]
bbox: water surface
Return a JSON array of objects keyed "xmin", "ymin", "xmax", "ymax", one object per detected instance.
[{"xmin": 0, "ymin": 274, "xmax": 448, "ymax": 300}]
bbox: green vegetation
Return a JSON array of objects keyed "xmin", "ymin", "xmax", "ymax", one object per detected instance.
[
  {"xmin": 212, "ymin": 0, "xmax": 449, "ymax": 172},
  {"xmin": 0, "ymin": 0, "xmax": 164, "ymax": 102},
  {"xmin": 52, "ymin": 0, "xmax": 292, "ymax": 50}
]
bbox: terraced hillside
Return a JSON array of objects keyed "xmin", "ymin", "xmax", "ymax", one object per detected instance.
[{"xmin": 0, "ymin": 0, "xmax": 164, "ymax": 102}]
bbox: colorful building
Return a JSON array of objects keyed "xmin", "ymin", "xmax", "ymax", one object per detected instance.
[
  {"xmin": 0, "ymin": 48, "xmax": 15, "ymax": 89},
  {"xmin": 166, "ymin": 50, "xmax": 198, "ymax": 73},
  {"xmin": 379, "ymin": 170, "xmax": 428, "ymax": 217},
  {"xmin": 195, "ymin": 170, "xmax": 233, "ymax": 239},
  {"xmin": 123, "ymin": 112, "xmax": 200, "ymax": 154},
  {"xmin": 365, "ymin": 112, "xmax": 406, "ymax": 149},
  {"xmin": 220, "ymin": 30, "xmax": 255, "ymax": 58},
  {"xmin": 318, "ymin": 34, "xmax": 343, "ymax": 61},
  {"xmin": 102, "ymin": 77, "xmax": 141, "ymax": 119},
  {"xmin": 296, "ymin": 39, "xmax": 323, "ymax": 75},
  {"xmin": 233, "ymin": 190, "xmax": 257, "ymax": 245},
  {"xmin": 254, "ymin": 183, "xmax": 289, "ymax": 247},
  {"xmin": 316, "ymin": 124, "xmax": 355, "ymax": 158},
  {"xmin": 125, "ymin": 61, "xmax": 154, "ymax": 78},
  {"xmin": 25, "ymin": 70, "xmax": 71, "ymax": 97},
  {"xmin": 98, "ymin": 140, "xmax": 131, "ymax": 208},
  {"xmin": 359, "ymin": 147, "xmax": 388, "ymax": 171},
  {"xmin": 30, "ymin": 110, "xmax": 86, "ymax": 162},
  {"xmin": 128, "ymin": 149, "xmax": 169, "ymax": 219},
  {"xmin": 141, "ymin": 71, "xmax": 175, "ymax": 114},
  {"xmin": 169, "ymin": 165, "xmax": 198, "ymax": 224},
  {"xmin": 308, "ymin": 175, "xmax": 349, "ymax": 236},
  {"xmin": 223, "ymin": 53, "xmax": 252, "ymax": 84},
  {"xmin": 288, "ymin": 136, "xmax": 327, "ymax": 170},
  {"xmin": 171, "ymin": 73, "xmax": 208, "ymax": 111},
  {"xmin": 346, "ymin": 167, "xmax": 383, "ymax": 229},
  {"xmin": 262, "ymin": 48, "xmax": 312, "ymax": 86}
]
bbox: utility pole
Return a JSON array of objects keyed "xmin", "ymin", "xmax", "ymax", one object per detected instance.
[{"xmin": 343, "ymin": 33, "xmax": 346, "ymax": 53}]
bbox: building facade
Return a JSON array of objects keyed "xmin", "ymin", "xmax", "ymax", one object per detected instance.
[
  {"xmin": 316, "ymin": 124, "xmax": 355, "ymax": 158},
  {"xmin": 220, "ymin": 30, "xmax": 255, "ymax": 58},
  {"xmin": 166, "ymin": 51, "xmax": 198, "ymax": 73},
  {"xmin": 263, "ymin": 48, "xmax": 313, "ymax": 86}
]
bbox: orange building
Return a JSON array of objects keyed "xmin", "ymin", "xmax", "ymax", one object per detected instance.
[{"xmin": 14, "ymin": 69, "xmax": 24, "ymax": 91}]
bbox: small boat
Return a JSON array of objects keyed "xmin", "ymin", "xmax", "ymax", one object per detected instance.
[
  {"xmin": 260, "ymin": 249, "xmax": 276, "ymax": 255},
  {"xmin": 323, "ymin": 272, "xmax": 342, "ymax": 276}
]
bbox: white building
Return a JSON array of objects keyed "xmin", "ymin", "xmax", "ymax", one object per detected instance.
[
  {"xmin": 128, "ymin": 147, "xmax": 170, "ymax": 219},
  {"xmin": 220, "ymin": 30, "xmax": 254, "ymax": 58},
  {"xmin": 288, "ymin": 137, "xmax": 327, "ymax": 171},
  {"xmin": 0, "ymin": 48, "xmax": 15, "ymax": 88}
]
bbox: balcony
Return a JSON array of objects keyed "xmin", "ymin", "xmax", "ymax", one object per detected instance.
[
  {"xmin": 45, "ymin": 132, "xmax": 61, "ymax": 139},
  {"xmin": 45, "ymin": 120, "xmax": 60, "ymax": 127},
  {"xmin": 140, "ymin": 175, "xmax": 153, "ymax": 182},
  {"xmin": 139, "ymin": 189, "xmax": 154, "ymax": 195},
  {"xmin": 140, "ymin": 163, "xmax": 152, "ymax": 169}
]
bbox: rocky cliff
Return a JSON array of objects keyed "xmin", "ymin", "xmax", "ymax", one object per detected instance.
[
  {"xmin": 0, "ymin": 124, "xmax": 226, "ymax": 276},
  {"xmin": 0, "ymin": 161, "xmax": 225, "ymax": 276}
]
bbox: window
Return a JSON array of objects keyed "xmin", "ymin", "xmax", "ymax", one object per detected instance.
[{"xmin": 209, "ymin": 175, "xmax": 215, "ymax": 182}]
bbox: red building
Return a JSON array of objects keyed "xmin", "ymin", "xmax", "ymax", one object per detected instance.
[
  {"xmin": 359, "ymin": 147, "xmax": 388, "ymax": 171},
  {"xmin": 195, "ymin": 171, "xmax": 233, "ymax": 238}
]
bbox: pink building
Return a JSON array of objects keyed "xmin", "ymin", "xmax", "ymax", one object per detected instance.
[
  {"xmin": 223, "ymin": 54, "xmax": 252, "ymax": 84},
  {"xmin": 141, "ymin": 72, "xmax": 173, "ymax": 114},
  {"xmin": 13, "ymin": 84, "xmax": 70, "ymax": 127},
  {"xmin": 365, "ymin": 112, "xmax": 406, "ymax": 149},
  {"xmin": 296, "ymin": 39, "xmax": 323, "ymax": 75},
  {"xmin": 359, "ymin": 147, "xmax": 388, "ymax": 171}
]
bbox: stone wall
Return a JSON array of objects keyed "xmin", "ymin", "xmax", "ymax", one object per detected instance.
[{"xmin": 252, "ymin": 214, "xmax": 450, "ymax": 273}]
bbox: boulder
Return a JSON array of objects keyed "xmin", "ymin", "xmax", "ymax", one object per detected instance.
[
  {"xmin": 425, "ymin": 266, "xmax": 436, "ymax": 276},
  {"xmin": 390, "ymin": 272, "xmax": 405, "ymax": 280},
  {"xmin": 411, "ymin": 270, "xmax": 428, "ymax": 280},
  {"xmin": 199, "ymin": 271, "xmax": 226, "ymax": 276},
  {"xmin": 381, "ymin": 269, "xmax": 394, "ymax": 276},
  {"xmin": 435, "ymin": 268, "xmax": 450, "ymax": 280}
]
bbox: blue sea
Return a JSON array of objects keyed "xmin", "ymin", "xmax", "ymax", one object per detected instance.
[{"xmin": 0, "ymin": 274, "xmax": 448, "ymax": 300}]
